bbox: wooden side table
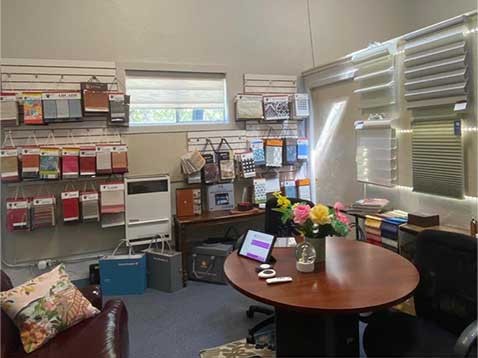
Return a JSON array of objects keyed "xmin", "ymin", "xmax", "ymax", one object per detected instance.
[{"xmin": 174, "ymin": 209, "xmax": 265, "ymax": 285}]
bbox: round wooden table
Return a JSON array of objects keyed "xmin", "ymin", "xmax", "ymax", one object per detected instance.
[{"xmin": 224, "ymin": 238, "xmax": 419, "ymax": 357}]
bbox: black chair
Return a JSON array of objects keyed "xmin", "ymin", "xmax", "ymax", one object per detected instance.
[
  {"xmin": 363, "ymin": 229, "xmax": 477, "ymax": 357},
  {"xmin": 245, "ymin": 196, "xmax": 314, "ymax": 345}
]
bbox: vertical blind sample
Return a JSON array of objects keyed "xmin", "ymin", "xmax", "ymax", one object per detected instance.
[
  {"xmin": 61, "ymin": 191, "xmax": 80, "ymax": 222},
  {"xmin": 0, "ymin": 94, "xmax": 19, "ymax": 127},
  {"xmin": 355, "ymin": 120, "xmax": 397, "ymax": 187},
  {"xmin": 22, "ymin": 93, "xmax": 44, "ymax": 124},
  {"xmin": 79, "ymin": 146, "xmax": 97, "ymax": 176},
  {"xmin": 1, "ymin": 147, "xmax": 19, "ymax": 182},
  {"xmin": 62, "ymin": 147, "xmax": 80, "ymax": 179},
  {"xmin": 412, "ymin": 119, "xmax": 464, "ymax": 198},
  {"xmin": 21, "ymin": 146, "xmax": 40, "ymax": 179},
  {"xmin": 80, "ymin": 191, "xmax": 100, "ymax": 221},
  {"xmin": 39, "ymin": 147, "xmax": 61, "ymax": 179},
  {"xmin": 403, "ymin": 24, "xmax": 469, "ymax": 110},
  {"xmin": 6, "ymin": 198, "xmax": 31, "ymax": 232}
]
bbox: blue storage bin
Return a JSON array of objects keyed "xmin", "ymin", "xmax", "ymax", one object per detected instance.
[{"xmin": 99, "ymin": 254, "xmax": 146, "ymax": 295}]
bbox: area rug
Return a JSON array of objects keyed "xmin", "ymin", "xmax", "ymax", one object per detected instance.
[{"xmin": 199, "ymin": 338, "xmax": 275, "ymax": 358}]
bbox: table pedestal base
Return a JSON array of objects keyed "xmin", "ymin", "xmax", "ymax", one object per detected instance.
[{"xmin": 275, "ymin": 309, "xmax": 359, "ymax": 357}]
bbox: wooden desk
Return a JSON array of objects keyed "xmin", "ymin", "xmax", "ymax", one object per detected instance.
[
  {"xmin": 224, "ymin": 239, "xmax": 419, "ymax": 357},
  {"xmin": 174, "ymin": 209, "xmax": 265, "ymax": 285},
  {"xmin": 400, "ymin": 223, "xmax": 470, "ymax": 236}
]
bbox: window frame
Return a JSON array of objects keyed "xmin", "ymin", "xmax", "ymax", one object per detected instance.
[{"xmin": 117, "ymin": 62, "xmax": 235, "ymax": 133}]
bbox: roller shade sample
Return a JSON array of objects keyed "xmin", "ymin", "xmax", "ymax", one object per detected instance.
[
  {"xmin": 0, "ymin": 94, "xmax": 19, "ymax": 127},
  {"xmin": 22, "ymin": 93, "xmax": 43, "ymax": 125},
  {"xmin": 412, "ymin": 119, "xmax": 464, "ymax": 198},
  {"xmin": 100, "ymin": 182, "xmax": 125, "ymax": 213},
  {"xmin": 111, "ymin": 145, "xmax": 128, "ymax": 174},
  {"xmin": 61, "ymin": 191, "xmax": 80, "ymax": 222},
  {"xmin": 1, "ymin": 147, "xmax": 19, "ymax": 182},
  {"xmin": 62, "ymin": 147, "xmax": 80, "ymax": 179},
  {"xmin": 79, "ymin": 146, "xmax": 97, "ymax": 176},
  {"xmin": 6, "ymin": 198, "xmax": 31, "ymax": 232},
  {"xmin": 96, "ymin": 144, "xmax": 113, "ymax": 175},
  {"xmin": 39, "ymin": 147, "xmax": 61, "ymax": 179},
  {"xmin": 21, "ymin": 146, "xmax": 40, "ymax": 179},
  {"xmin": 80, "ymin": 191, "xmax": 100, "ymax": 222},
  {"xmin": 32, "ymin": 195, "xmax": 56, "ymax": 229}
]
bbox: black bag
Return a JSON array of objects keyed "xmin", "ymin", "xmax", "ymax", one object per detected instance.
[{"xmin": 188, "ymin": 243, "xmax": 233, "ymax": 284}]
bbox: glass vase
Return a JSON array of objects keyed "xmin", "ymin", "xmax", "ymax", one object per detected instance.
[{"xmin": 305, "ymin": 236, "xmax": 326, "ymax": 263}]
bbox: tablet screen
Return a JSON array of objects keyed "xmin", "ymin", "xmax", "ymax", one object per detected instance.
[{"xmin": 238, "ymin": 230, "xmax": 275, "ymax": 263}]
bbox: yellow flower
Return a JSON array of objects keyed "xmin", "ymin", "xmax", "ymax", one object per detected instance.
[
  {"xmin": 277, "ymin": 196, "xmax": 291, "ymax": 208},
  {"xmin": 310, "ymin": 204, "xmax": 331, "ymax": 225}
]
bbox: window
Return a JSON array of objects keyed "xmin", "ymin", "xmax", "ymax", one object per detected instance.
[{"xmin": 126, "ymin": 71, "xmax": 227, "ymax": 126}]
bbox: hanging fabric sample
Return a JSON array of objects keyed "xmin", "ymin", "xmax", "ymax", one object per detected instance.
[
  {"xmin": 216, "ymin": 139, "xmax": 235, "ymax": 181},
  {"xmin": 96, "ymin": 144, "xmax": 113, "ymax": 175},
  {"xmin": 296, "ymin": 138, "xmax": 309, "ymax": 160},
  {"xmin": 108, "ymin": 94, "xmax": 130, "ymax": 126},
  {"xmin": 22, "ymin": 92, "xmax": 43, "ymax": 125},
  {"xmin": 81, "ymin": 82, "xmax": 109, "ymax": 115},
  {"xmin": 263, "ymin": 96, "xmax": 290, "ymax": 120},
  {"xmin": 39, "ymin": 146, "xmax": 61, "ymax": 179},
  {"xmin": 42, "ymin": 92, "xmax": 82, "ymax": 123},
  {"xmin": 253, "ymin": 178, "xmax": 267, "ymax": 205},
  {"xmin": 62, "ymin": 146, "xmax": 80, "ymax": 179},
  {"xmin": 296, "ymin": 179, "xmax": 311, "ymax": 201},
  {"xmin": 283, "ymin": 138, "xmax": 297, "ymax": 165},
  {"xmin": 79, "ymin": 145, "xmax": 97, "ymax": 176},
  {"xmin": 1, "ymin": 147, "xmax": 19, "ymax": 182},
  {"xmin": 237, "ymin": 152, "xmax": 256, "ymax": 178},
  {"xmin": 283, "ymin": 180, "xmax": 297, "ymax": 198},
  {"xmin": 249, "ymin": 139, "xmax": 265, "ymax": 166},
  {"xmin": 61, "ymin": 190, "xmax": 80, "ymax": 223},
  {"xmin": 265, "ymin": 138, "xmax": 283, "ymax": 167},
  {"xmin": 111, "ymin": 145, "xmax": 128, "ymax": 174},
  {"xmin": 0, "ymin": 93, "xmax": 19, "ymax": 127},
  {"xmin": 80, "ymin": 191, "xmax": 100, "ymax": 222},
  {"xmin": 6, "ymin": 198, "xmax": 31, "ymax": 232},
  {"xmin": 32, "ymin": 195, "xmax": 56, "ymax": 229},
  {"xmin": 291, "ymin": 94, "xmax": 310, "ymax": 118},
  {"xmin": 202, "ymin": 153, "xmax": 219, "ymax": 184},
  {"xmin": 21, "ymin": 145, "xmax": 40, "ymax": 179},
  {"xmin": 100, "ymin": 182, "xmax": 125, "ymax": 214},
  {"xmin": 235, "ymin": 95, "xmax": 264, "ymax": 120}
]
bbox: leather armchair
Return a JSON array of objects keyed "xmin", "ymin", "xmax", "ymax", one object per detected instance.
[{"xmin": 1, "ymin": 270, "xmax": 129, "ymax": 358}]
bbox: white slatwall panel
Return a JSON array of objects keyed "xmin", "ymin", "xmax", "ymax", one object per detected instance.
[
  {"xmin": 245, "ymin": 121, "xmax": 299, "ymax": 139},
  {"xmin": 187, "ymin": 130, "xmax": 247, "ymax": 154},
  {"xmin": 5, "ymin": 128, "xmax": 121, "ymax": 146},
  {"xmin": 243, "ymin": 74, "xmax": 297, "ymax": 94}
]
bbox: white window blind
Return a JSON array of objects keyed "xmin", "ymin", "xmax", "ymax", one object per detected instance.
[{"xmin": 126, "ymin": 71, "xmax": 227, "ymax": 126}]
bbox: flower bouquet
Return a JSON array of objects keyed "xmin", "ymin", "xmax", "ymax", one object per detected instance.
[{"xmin": 272, "ymin": 192, "xmax": 350, "ymax": 262}]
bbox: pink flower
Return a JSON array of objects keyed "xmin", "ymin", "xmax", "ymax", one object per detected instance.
[
  {"xmin": 334, "ymin": 202, "xmax": 349, "ymax": 224},
  {"xmin": 293, "ymin": 204, "xmax": 311, "ymax": 225}
]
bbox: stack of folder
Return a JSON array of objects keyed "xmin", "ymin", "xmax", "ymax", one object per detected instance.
[{"xmin": 365, "ymin": 215, "xmax": 383, "ymax": 246}]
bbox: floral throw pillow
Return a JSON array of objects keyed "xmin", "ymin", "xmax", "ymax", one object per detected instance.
[{"xmin": 0, "ymin": 264, "xmax": 100, "ymax": 353}]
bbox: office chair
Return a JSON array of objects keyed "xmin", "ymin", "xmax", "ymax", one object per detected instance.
[
  {"xmin": 363, "ymin": 229, "xmax": 477, "ymax": 357},
  {"xmin": 245, "ymin": 196, "xmax": 314, "ymax": 345}
]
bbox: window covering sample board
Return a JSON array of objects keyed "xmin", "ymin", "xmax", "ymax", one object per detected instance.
[
  {"xmin": 111, "ymin": 145, "xmax": 128, "ymax": 174},
  {"xmin": 355, "ymin": 120, "xmax": 397, "ymax": 187},
  {"xmin": 96, "ymin": 145, "xmax": 113, "ymax": 175},
  {"xmin": 100, "ymin": 182, "xmax": 125, "ymax": 214},
  {"xmin": 81, "ymin": 82, "xmax": 109, "ymax": 115},
  {"xmin": 263, "ymin": 96, "xmax": 290, "ymax": 120},
  {"xmin": 42, "ymin": 92, "xmax": 82, "ymax": 123},
  {"xmin": 61, "ymin": 191, "xmax": 80, "ymax": 222},
  {"xmin": 235, "ymin": 95, "xmax": 264, "ymax": 120},
  {"xmin": 22, "ymin": 93, "xmax": 43, "ymax": 124},
  {"xmin": 6, "ymin": 198, "xmax": 31, "ymax": 232},
  {"xmin": 62, "ymin": 147, "xmax": 80, "ymax": 179},
  {"xmin": 39, "ymin": 147, "xmax": 61, "ymax": 179},
  {"xmin": 22, "ymin": 146, "xmax": 40, "ymax": 179},
  {"xmin": 412, "ymin": 119, "xmax": 464, "ymax": 198},
  {"xmin": 32, "ymin": 195, "xmax": 56, "ymax": 229},
  {"xmin": 0, "ymin": 94, "xmax": 19, "ymax": 127},
  {"xmin": 108, "ymin": 94, "xmax": 130, "ymax": 126},
  {"xmin": 403, "ymin": 24, "xmax": 469, "ymax": 110},
  {"xmin": 80, "ymin": 191, "xmax": 100, "ymax": 222},
  {"xmin": 1, "ymin": 147, "xmax": 19, "ymax": 182},
  {"xmin": 79, "ymin": 146, "xmax": 96, "ymax": 176}
]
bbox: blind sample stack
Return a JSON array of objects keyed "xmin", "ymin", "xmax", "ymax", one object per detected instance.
[
  {"xmin": 412, "ymin": 119, "xmax": 464, "ymax": 198},
  {"xmin": 62, "ymin": 147, "xmax": 80, "ymax": 179},
  {"xmin": 352, "ymin": 44, "xmax": 397, "ymax": 115},
  {"xmin": 235, "ymin": 95, "xmax": 264, "ymax": 120},
  {"xmin": 6, "ymin": 198, "xmax": 31, "ymax": 232},
  {"xmin": 80, "ymin": 191, "xmax": 100, "ymax": 222},
  {"xmin": 42, "ymin": 92, "xmax": 82, "ymax": 123},
  {"xmin": 111, "ymin": 145, "xmax": 128, "ymax": 174},
  {"xmin": 0, "ymin": 94, "xmax": 19, "ymax": 127},
  {"xmin": 96, "ymin": 144, "xmax": 113, "ymax": 175},
  {"xmin": 1, "ymin": 147, "xmax": 19, "ymax": 182},
  {"xmin": 265, "ymin": 139, "xmax": 283, "ymax": 167},
  {"xmin": 61, "ymin": 190, "xmax": 80, "ymax": 222},
  {"xmin": 263, "ymin": 96, "xmax": 290, "ymax": 120},
  {"xmin": 79, "ymin": 146, "xmax": 97, "ymax": 176},
  {"xmin": 32, "ymin": 195, "xmax": 56, "ymax": 229},
  {"xmin": 39, "ymin": 147, "xmax": 61, "ymax": 179},
  {"xmin": 108, "ymin": 94, "xmax": 130, "ymax": 126},
  {"xmin": 21, "ymin": 146, "xmax": 40, "ymax": 179},
  {"xmin": 22, "ymin": 93, "xmax": 44, "ymax": 124},
  {"xmin": 403, "ymin": 24, "xmax": 469, "ymax": 110},
  {"xmin": 355, "ymin": 120, "xmax": 397, "ymax": 187}
]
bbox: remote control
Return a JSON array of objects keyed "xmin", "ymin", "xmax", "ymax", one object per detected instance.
[{"xmin": 266, "ymin": 276, "xmax": 293, "ymax": 284}]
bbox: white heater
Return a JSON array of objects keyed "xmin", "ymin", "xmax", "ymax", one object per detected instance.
[{"xmin": 125, "ymin": 175, "xmax": 171, "ymax": 246}]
